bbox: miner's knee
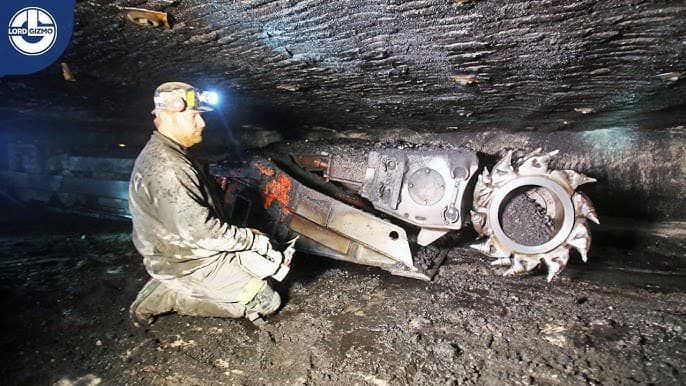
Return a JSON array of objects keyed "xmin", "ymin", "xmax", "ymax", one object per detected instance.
[{"xmin": 246, "ymin": 284, "xmax": 281, "ymax": 316}]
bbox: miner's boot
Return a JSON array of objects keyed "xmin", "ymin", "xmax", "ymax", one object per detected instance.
[
  {"xmin": 173, "ymin": 293, "xmax": 247, "ymax": 319},
  {"xmin": 129, "ymin": 278, "xmax": 176, "ymax": 327}
]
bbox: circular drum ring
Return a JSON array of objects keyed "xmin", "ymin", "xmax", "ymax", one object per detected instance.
[{"xmin": 488, "ymin": 176, "xmax": 575, "ymax": 255}]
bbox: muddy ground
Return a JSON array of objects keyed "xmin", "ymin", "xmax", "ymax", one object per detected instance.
[{"xmin": 0, "ymin": 205, "xmax": 685, "ymax": 386}]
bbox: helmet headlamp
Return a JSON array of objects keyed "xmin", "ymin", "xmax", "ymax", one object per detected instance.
[{"xmin": 152, "ymin": 82, "xmax": 221, "ymax": 114}]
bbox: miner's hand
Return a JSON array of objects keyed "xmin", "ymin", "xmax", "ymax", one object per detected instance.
[{"xmin": 283, "ymin": 236, "xmax": 299, "ymax": 266}]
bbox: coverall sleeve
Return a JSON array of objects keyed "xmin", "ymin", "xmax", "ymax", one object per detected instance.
[{"xmin": 147, "ymin": 160, "xmax": 255, "ymax": 253}]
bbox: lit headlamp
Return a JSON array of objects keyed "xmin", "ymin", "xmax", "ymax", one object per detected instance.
[
  {"xmin": 152, "ymin": 82, "xmax": 221, "ymax": 114},
  {"xmin": 198, "ymin": 90, "xmax": 220, "ymax": 107}
]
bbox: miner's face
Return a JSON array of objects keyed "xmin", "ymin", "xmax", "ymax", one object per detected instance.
[
  {"xmin": 175, "ymin": 110, "xmax": 206, "ymax": 147},
  {"xmin": 156, "ymin": 109, "xmax": 206, "ymax": 148}
]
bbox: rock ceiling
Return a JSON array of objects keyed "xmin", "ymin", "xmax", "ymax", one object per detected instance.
[{"xmin": 1, "ymin": 0, "xmax": 685, "ymax": 133}]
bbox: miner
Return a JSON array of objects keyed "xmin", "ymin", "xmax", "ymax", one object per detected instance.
[{"xmin": 128, "ymin": 82, "xmax": 293, "ymax": 327}]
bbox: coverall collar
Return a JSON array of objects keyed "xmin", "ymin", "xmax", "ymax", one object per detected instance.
[{"xmin": 152, "ymin": 130, "xmax": 188, "ymax": 154}]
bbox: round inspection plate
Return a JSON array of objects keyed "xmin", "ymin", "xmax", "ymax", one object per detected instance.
[{"xmin": 408, "ymin": 168, "xmax": 446, "ymax": 206}]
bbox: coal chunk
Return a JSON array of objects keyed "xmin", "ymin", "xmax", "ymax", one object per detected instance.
[{"xmin": 500, "ymin": 193, "xmax": 555, "ymax": 246}]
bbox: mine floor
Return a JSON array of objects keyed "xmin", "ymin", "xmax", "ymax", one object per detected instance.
[{"xmin": 0, "ymin": 204, "xmax": 685, "ymax": 385}]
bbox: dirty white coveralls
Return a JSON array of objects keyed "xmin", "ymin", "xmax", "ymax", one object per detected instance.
[{"xmin": 128, "ymin": 131, "xmax": 282, "ymax": 323}]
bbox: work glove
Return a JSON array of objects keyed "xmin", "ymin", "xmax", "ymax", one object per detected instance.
[
  {"xmin": 238, "ymin": 233, "xmax": 298, "ymax": 281},
  {"xmin": 272, "ymin": 236, "xmax": 298, "ymax": 281}
]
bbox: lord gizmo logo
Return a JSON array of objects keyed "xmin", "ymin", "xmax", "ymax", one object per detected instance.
[{"xmin": 7, "ymin": 7, "xmax": 57, "ymax": 56}]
